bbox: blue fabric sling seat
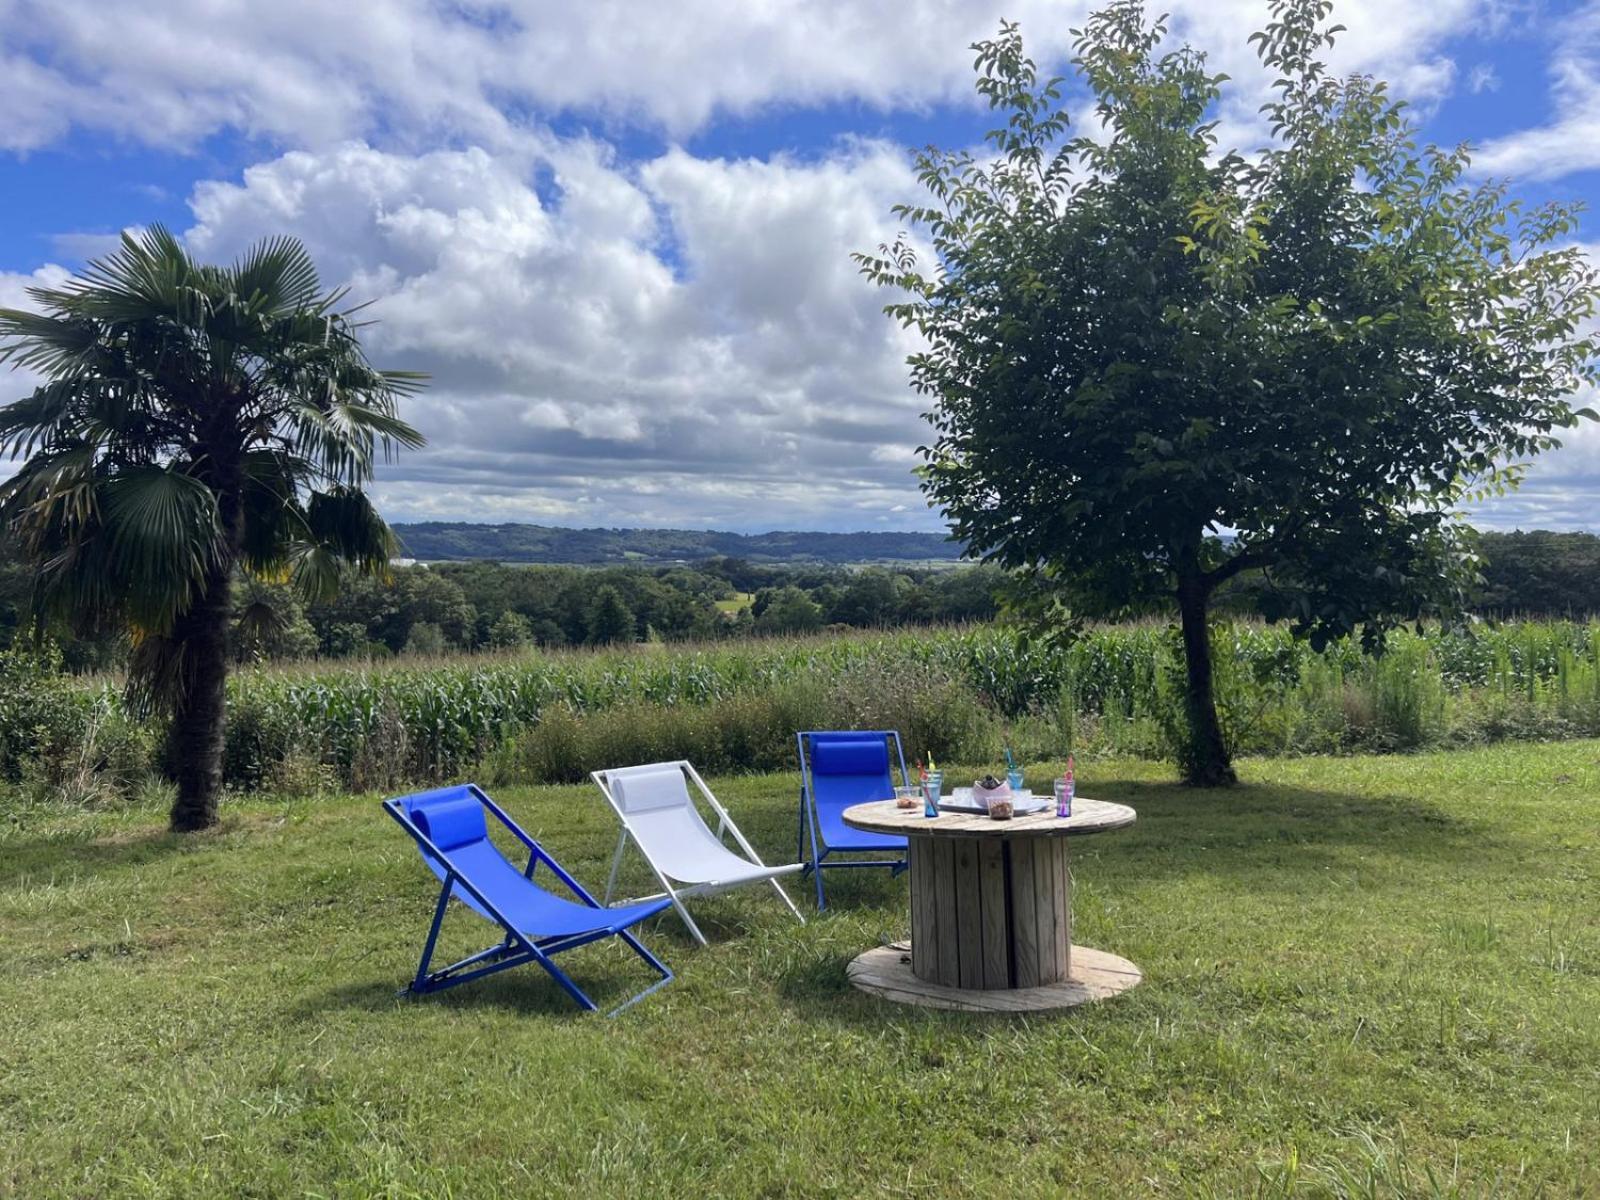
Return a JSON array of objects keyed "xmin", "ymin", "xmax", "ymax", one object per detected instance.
[
  {"xmin": 385, "ymin": 784, "xmax": 674, "ymax": 1014},
  {"xmin": 807, "ymin": 737, "xmax": 907, "ymax": 853},
  {"xmin": 409, "ymin": 794, "xmax": 666, "ymax": 938},
  {"xmin": 794, "ymin": 730, "xmax": 911, "ymax": 910}
]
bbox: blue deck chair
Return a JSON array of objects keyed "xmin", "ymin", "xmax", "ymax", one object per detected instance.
[
  {"xmin": 384, "ymin": 784, "xmax": 674, "ymax": 1015},
  {"xmin": 795, "ymin": 730, "xmax": 910, "ymax": 910}
]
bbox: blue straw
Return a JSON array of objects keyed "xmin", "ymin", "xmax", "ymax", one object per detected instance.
[{"xmin": 1004, "ymin": 745, "xmax": 1016, "ymax": 770}]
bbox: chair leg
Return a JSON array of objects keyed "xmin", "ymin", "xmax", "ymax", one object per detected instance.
[
  {"xmin": 604, "ymin": 829, "xmax": 629, "ymax": 905},
  {"xmin": 607, "ymin": 930, "xmax": 675, "ymax": 1017},
  {"xmin": 769, "ymin": 875, "xmax": 806, "ymax": 926},
  {"xmin": 668, "ymin": 890, "xmax": 708, "ymax": 946},
  {"xmin": 814, "ymin": 852, "xmax": 828, "ymax": 911},
  {"xmin": 531, "ymin": 948, "xmax": 599, "ymax": 1012},
  {"xmin": 411, "ymin": 881, "xmax": 453, "ymax": 993},
  {"xmin": 796, "ymin": 784, "xmax": 807, "ymax": 868}
]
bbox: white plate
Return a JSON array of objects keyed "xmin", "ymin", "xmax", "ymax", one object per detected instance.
[{"xmin": 938, "ymin": 790, "xmax": 1051, "ymax": 815}]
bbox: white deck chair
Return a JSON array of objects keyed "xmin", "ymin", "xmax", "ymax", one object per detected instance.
[{"xmin": 592, "ymin": 761, "xmax": 805, "ymax": 945}]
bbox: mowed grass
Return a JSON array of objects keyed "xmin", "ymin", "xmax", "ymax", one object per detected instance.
[{"xmin": 2, "ymin": 744, "xmax": 1598, "ymax": 1197}]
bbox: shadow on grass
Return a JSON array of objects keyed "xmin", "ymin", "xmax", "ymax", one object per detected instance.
[
  {"xmin": 0, "ymin": 820, "xmax": 217, "ymax": 890},
  {"xmin": 301, "ymin": 935, "xmax": 678, "ymax": 1021},
  {"xmin": 1080, "ymin": 779, "xmax": 1499, "ymax": 879}
]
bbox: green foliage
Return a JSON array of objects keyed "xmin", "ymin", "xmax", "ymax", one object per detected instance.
[
  {"xmin": 8, "ymin": 619, "xmax": 1600, "ymax": 806},
  {"xmin": 486, "ymin": 610, "xmax": 533, "ymax": 650},
  {"xmin": 752, "ymin": 585, "xmax": 825, "ymax": 635},
  {"xmin": 857, "ymin": 2, "xmax": 1600, "ymax": 783},
  {"xmin": 586, "ymin": 586, "xmax": 635, "ymax": 645},
  {"xmin": 0, "ymin": 227, "xmax": 424, "ymax": 827}
]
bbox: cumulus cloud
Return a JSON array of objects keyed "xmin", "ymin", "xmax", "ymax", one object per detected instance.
[
  {"xmin": 0, "ymin": 0, "xmax": 1503, "ymax": 152},
  {"xmin": 4, "ymin": 0, "xmax": 1591, "ymax": 530},
  {"xmin": 181, "ymin": 139, "xmax": 933, "ymax": 528}
]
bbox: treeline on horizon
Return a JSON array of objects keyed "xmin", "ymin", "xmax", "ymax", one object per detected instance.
[
  {"xmin": 0, "ymin": 528, "xmax": 1597, "ymax": 671},
  {"xmin": 391, "ymin": 521, "xmax": 964, "ymax": 564}
]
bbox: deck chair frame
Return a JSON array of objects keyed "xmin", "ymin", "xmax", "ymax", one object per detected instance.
[
  {"xmin": 384, "ymin": 785, "xmax": 673, "ymax": 1016},
  {"xmin": 592, "ymin": 760, "xmax": 805, "ymax": 945},
  {"xmin": 795, "ymin": 729, "xmax": 911, "ymax": 911}
]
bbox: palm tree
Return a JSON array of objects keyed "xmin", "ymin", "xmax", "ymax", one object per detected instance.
[{"xmin": 0, "ymin": 228, "xmax": 424, "ymax": 830}]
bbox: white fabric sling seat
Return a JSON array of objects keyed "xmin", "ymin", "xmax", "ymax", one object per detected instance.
[{"xmin": 593, "ymin": 761, "xmax": 804, "ymax": 945}]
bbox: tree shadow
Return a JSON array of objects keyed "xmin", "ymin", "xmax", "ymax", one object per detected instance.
[
  {"xmin": 1078, "ymin": 778, "xmax": 1499, "ymax": 881},
  {"xmin": 0, "ymin": 820, "xmax": 212, "ymax": 890}
]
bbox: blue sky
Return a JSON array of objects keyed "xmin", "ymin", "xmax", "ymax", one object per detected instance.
[{"xmin": 3, "ymin": 0, "xmax": 1599, "ymax": 533}]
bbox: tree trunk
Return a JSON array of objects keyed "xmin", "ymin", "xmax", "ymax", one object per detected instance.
[
  {"xmin": 168, "ymin": 561, "xmax": 233, "ymax": 831},
  {"xmin": 1175, "ymin": 569, "xmax": 1236, "ymax": 788}
]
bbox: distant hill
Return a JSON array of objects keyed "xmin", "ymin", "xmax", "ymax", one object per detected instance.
[{"xmin": 391, "ymin": 522, "xmax": 966, "ymax": 565}]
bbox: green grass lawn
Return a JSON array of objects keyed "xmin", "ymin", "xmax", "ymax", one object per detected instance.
[
  {"xmin": 3, "ymin": 744, "xmax": 1598, "ymax": 1197},
  {"xmin": 714, "ymin": 591, "xmax": 755, "ymax": 614}
]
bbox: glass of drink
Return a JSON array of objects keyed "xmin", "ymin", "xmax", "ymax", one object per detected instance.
[
  {"xmin": 1053, "ymin": 776, "xmax": 1074, "ymax": 818},
  {"xmin": 922, "ymin": 771, "xmax": 943, "ymax": 817},
  {"xmin": 1006, "ymin": 767, "xmax": 1025, "ymax": 794}
]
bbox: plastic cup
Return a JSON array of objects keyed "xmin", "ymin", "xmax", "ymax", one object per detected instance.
[
  {"xmin": 1006, "ymin": 767, "xmax": 1025, "ymax": 794},
  {"xmin": 1053, "ymin": 777, "xmax": 1074, "ymax": 818},
  {"xmin": 922, "ymin": 772, "xmax": 943, "ymax": 817}
]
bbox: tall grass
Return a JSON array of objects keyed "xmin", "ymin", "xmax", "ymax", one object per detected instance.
[{"xmin": 6, "ymin": 620, "xmax": 1600, "ymax": 801}]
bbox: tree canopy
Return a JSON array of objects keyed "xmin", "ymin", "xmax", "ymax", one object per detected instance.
[{"xmin": 858, "ymin": 0, "xmax": 1600, "ymax": 784}]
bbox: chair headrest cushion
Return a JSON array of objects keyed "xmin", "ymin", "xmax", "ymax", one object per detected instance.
[
  {"xmin": 610, "ymin": 765, "xmax": 693, "ymax": 814},
  {"xmin": 411, "ymin": 795, "xmax": 487, "ymax": 850},
  {"xmin": 810, "ymin": 736, "xmax": 889, "ymax": 776}
]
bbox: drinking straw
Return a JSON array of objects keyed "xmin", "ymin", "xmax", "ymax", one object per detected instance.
[{"xmin": 1004, "ymin": 746, "xmax": 1016, "ymax": 770}]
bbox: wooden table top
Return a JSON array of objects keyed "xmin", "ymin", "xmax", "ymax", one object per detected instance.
[{"xmin": 842, "ymin": 797, "xmax": 1136, "ymax": 839}]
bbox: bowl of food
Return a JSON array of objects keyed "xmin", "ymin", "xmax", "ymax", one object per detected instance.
[{"xmin": 972, "ymin": 774, "xmax": 1014, "ymax": 820}]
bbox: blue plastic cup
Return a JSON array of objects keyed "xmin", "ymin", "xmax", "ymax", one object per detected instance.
[
  {"xmin": 922, "ymin": 772, "xmax": 943, "ymax": 817},
  {"xmin": 1006, "ymin": 767, "xmax": 1025, "ymax": 794}
]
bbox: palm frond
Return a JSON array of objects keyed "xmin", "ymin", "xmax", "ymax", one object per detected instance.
[
  {"xmin": 100, "ymin": 466, "xmax": 223, "ymax": 629},
  {"xmin": 229, "ymin": 236, "xmax": 323, "ymax": 314},
  {"xmin": 124, "ymin": 629, "xmax": 187, "ymax": 718},
  {"xmin": 287, "ymin": 541, "xmax": 347, "ymax": 605},
  {"xmin": 304, "ymin": 486, "xmax": 396, "ymax": 574}
]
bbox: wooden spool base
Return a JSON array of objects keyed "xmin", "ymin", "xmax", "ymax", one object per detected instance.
[{"xmin": 847, "ymin": 941, "xmax": 1141, "ymax": 1013}]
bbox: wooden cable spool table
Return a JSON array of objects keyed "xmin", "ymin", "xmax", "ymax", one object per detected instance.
[{"xmin": 841, "ymin": 797, "xmax": 1141, "ymax": 1012}]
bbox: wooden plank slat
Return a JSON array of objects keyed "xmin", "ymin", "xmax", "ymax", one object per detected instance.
[
  {"xmin": 1058, "ymin": 841, "xmax": 1073, "ymax": 979},
  {"xmin": 933, "ymin": 837, "xmax": 960, "ymax": 987},
  {"xmin": 953, "ymin": 836, "xmax": 983, "ymax": 988},
  {"xmin": 841, "ymin": 797, "xmax": 1136, "ymax": 839},
  {"xmin": 978, "ymin": 836, "xmax": 1009, "ymax": 988},
  {"xmin": 1034, "ymin": 837, "xmax": 1059, "ymax": 986},
  {"xmin": 1010, "ymin": 839, "xmax": 1040, "ymax": 988},
  {"xmin": 909, "ymin": 837, "xmax": 934, "ymax": 982}
]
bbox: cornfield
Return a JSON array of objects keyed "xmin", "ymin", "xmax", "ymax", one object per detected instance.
[{"xmin": 8, "ymin": 619, "xmax": 1600, "ymax": 799}]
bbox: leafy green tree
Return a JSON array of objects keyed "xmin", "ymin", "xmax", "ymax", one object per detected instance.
[
  {"xmin": 487, "ymin": 609, "xmax": 533, "ymax": 649},
  {"xmin": 587, "ymin": 586, "xmax": 635, "ymax": 645},
  {"xmin": 754, "ymin": 585, "xmax": 825, "ymax": 635},
  {"xmin": 0, "ymin": 228, "xmax": 423, "ymax": 827},
  {"xmin": 858, "ymin": 2, "xmax": 1600, "ymax": 784},
  {"xmin": 402, "ymin": 620, "xmax": 446, "ymax": 657},
  {"xmin": 1474, "ymin": 531, "xmax": 1600, "ymax": 616}
]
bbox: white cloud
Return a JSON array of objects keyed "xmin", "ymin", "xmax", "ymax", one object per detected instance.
[
  {"xmin": 181, "ymin": 139, "xmax": 933, "ymax": 528},
  {"xmin": 7, "ymin": 0, "xmax": 1591, "ymax": 530},
  {"xmin": 1475, "ymin": 4, "xmax": 1600, "ymax": 180},
  {"xmin": 0, "ymin": 0, "xmax": 1505, "ymax": 152}
]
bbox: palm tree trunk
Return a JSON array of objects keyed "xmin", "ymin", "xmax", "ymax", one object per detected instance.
[
  {"xmin": 1175, "ymin": 567, "xmax": 1237, "ymax": 788},
  {"xmin": 167, "ymin": 562, "xmax": 233, "ymax": 831}
]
